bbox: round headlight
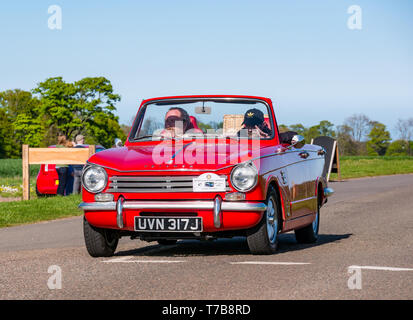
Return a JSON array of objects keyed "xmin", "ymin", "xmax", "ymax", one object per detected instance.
[
  {"xmin": 230, "ymin": 163, "xmax": 258, "ymax": 192},
  {"xmin": 82, "ymin": 166, "xmax": 108, "ymax": 193}
]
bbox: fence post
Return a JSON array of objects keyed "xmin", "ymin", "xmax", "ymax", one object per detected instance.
[
  {"xmin": 88, "ymin": 145, "xmax": 95, "ymax": 158},
  {"xmin": 22, "ymin": 144, "xmax": 30, "ymax": 201}
]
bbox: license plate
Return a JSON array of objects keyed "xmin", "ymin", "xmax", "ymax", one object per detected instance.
[{"xmin": 134, "ymin": 217, "xmax": 203, "ymax": 232}]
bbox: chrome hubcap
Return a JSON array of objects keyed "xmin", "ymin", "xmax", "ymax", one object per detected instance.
[{"xmin": 266, "ymin": 197, "xmax": 278, "ymax": 244}]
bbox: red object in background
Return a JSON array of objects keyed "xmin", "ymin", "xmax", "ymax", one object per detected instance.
[
  {"xmin": 36, "ymin": 163, "xmax": 59, "ymax": 196},
  {"xmin": 36, "ymin": 144, "xmax": 104, "ymax": 196},
  {"xmin": 35, "ymin": 146, "xmax": 58, "ymax": 196}
]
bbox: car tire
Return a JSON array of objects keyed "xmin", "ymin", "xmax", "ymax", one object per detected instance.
[
  {"xmin": 246, "ymin": 185, "xmax": 281, "ymax": 255},
  {"xmin": 35, "ymin": 185, "xmax": 47, "ymax": 197},
  {"xmin": 294, "ymin": 197, "xmax": 320, "ymax": 244},
  {"xmin": 157, "ymin": 239, "xmax": 178, "ymax": 246},
  {"xmin": 83, "ymin": 217, "xmax": 119, "ymax": 257}
]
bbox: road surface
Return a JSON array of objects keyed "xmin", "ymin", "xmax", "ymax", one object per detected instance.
[{"xmin": 0, "ymin": 174, "xmax": 412, "ymax": 299}]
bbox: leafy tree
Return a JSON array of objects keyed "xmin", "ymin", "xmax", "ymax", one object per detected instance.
[
  {"xmin": 395, "ymin": 118, "xmax": 413, "ymax": 156},
  {"xmin": 33, "ymin": 77, "xmax": 77, "ymax": 138},
  {"xmin": 385, "ymin": 140, "xmax": 409, "ymax": 156},
  {"xmin": 366, "ymin": 122, "xmax": 391, "ymax": 156},
  {"xmin": 287, "ymin": 121, "xmax": 336, "ymax": 144},
  {"xmin": 33, "ymin": 76, "xmax": 125, "ymax": 148},
  {"xmin": 0, "ymin": 108, "xmax": 15, "ymax": 158},
  {"xmin": 12, "ymin": 113, "xmax": 45, "ymax": 147},
  {"xmin": 278, "ymin": 124, "xmax": 290, "ymax": 133},
  {"xmin": 318, "ymin": 120, "xmax": 336, "ymax": 137},
  {"xmin": 0, "ymin": 89, "xmax": 40, "ymax": 117},
  {"xmin": 289, "ymin": 124, "xmax": 306, "ymax": 136},
  {"xmin": 0, "ymin": 89, "xmax": 43, "ymax": 157}
]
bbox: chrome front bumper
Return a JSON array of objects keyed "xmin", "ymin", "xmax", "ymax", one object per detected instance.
[
  {"xmin": 78, "ymin": 200, "xmax": 267, "ymax": 212},
  {"xmin": 79, "ymin": 200, "xmax": 267, "ymax": 229}
]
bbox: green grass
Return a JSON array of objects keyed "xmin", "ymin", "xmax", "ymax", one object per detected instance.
[
  {"xmin": 0, "ymin": 159, "xmax": 40, "ymax": 177},
  {"xmin": 0, "ymin": 159, "xmax": 40, "ymax": 198},
  {"xmin": 330, "ymin": 156, "xmax": 413, "ymax": 180},
  {"xmin": 0, "ymin": 176, "xmax": 37, "ymax": 198},
  {"xmin": 0, "ymin": 194, "xmax": 82, "ymax": 228}
]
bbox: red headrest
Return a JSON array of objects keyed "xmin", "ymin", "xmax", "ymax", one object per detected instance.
[{"xmin": 189, "ymin": 116, "xmax": 199, "ymax": 129}]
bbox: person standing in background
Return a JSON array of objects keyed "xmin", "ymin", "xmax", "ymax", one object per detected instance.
[
  {"xmin": 72, "ymin": 134, "xmax": 86, "ymax": 194},
  {"xmin": 55, "ymin": 134, "xmax": 73, "ymax": 196}
]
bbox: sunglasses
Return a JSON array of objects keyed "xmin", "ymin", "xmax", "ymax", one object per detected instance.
[{"xmin": 165, "ymin": 116, "xmax": 187, "ymax": 129}]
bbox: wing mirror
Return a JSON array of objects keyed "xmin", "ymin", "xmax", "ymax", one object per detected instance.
[
  {"xmin": 114, "ymin": 138, "xmax": 123, "ymax": 148},
  {"xmin": 291, "ymin": 135, "xmax": 305, "ymax": 149}
]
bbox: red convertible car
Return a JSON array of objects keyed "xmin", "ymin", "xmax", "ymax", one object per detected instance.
[{"xmin": 79, "ymin": 95, "xmax": 334, "ymax": 257}]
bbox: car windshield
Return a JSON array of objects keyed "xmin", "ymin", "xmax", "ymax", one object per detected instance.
[{"xmin": 131, "ymin": 99, "xmax": 274, "ymax": 141}]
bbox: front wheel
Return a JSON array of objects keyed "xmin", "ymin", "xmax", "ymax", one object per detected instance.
[
  {"xmin": 83, "ymin": 217, "xmax": 119, "ymax": 257},
  {"xmin": 246, "ymin": 186, "xmax": 281, "ymax": 255}
]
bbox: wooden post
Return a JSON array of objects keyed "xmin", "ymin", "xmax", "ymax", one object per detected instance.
[
  {"xmin": 22, "ymin": 144, "xmax": 30, "ymax": 201},
  {"xmin": 336, "ymin": 143, "xmax": 341, "ymax": 181},
  {"xmin": 88, "ymin": 145, "xmax": 96, "ymax": 158}
]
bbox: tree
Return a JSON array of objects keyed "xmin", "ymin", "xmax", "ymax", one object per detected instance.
[
  {"xmin": 0, "ymin": 89, "xmax": 40, "ymax": 118},
  {"xmin": 344, "ymin": 114, "xmax": 371, "ymax": 142},
  {"xmin": 318, "ymin": 120, "xmax": 336, "ymax": 137},
  {"xmin": 336, "ymin": 124, "xmax": 366, "ymax": 156},
  {"xmin": 366, "ymin": 122, "xmax": 391, "ymax": 156},
  {"xmin": 33, "ymin": 76, "xmax": 125, "ymax": 148},
  {"xmin": 395, "ymin": 118, "xmax": 413, "ymax": 156},
  {"xmin": 33, "ymin": 77, "xmax": 77, "ymax": 138},
  {"xmin": 0, "ymin": 108, "xmax": 15, "ymax": 158},
  {"xmin": 386, "ymin": 140, "xmax": 409, "ymax": 156},
  {"xmin": 288, "ymin": 121, "xmax": 335, "ymax": 144},
  {"xmin": 0, "ymin": 89, "xmax": 43, "ymax": 157},
  {"xmin": 278, "ymin": 124, "xmax": 290, "ymax": 133},
  {"xmin": 289, "ymin": 124, "xmax": 306, "ymax": 136}
]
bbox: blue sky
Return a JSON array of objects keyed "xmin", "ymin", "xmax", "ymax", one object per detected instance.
[{"xmin": 0, "ymin": 0, "xmax": 412, "ymax": 138}]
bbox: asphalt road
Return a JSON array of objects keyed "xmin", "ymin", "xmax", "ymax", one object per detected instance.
[{"xmin": 0, "ymin": 174, "xmax": 412, "ymax": 300}]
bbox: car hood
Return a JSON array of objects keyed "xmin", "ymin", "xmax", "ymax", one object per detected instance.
[{"xmin": 88, "ymin": 141, "xmax": 273, "ymax": 172}]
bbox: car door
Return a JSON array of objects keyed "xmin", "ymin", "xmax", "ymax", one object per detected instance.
[{"xmin": 284, "ymin": 147, "xmax": 315, "ymax": 219}]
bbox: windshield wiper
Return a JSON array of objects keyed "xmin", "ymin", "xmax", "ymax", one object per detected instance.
[{"xmin": 133, "ymin": 135, "xmax": 160, "ymax": 141}]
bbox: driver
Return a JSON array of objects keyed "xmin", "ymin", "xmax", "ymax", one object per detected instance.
[
  {"xmin": 238, "ymin": 108, "xmax": 272, "ymax": 138},
  {"xmin": 162, "ymin": 107, "xmax": 194, "ymax": 138}
]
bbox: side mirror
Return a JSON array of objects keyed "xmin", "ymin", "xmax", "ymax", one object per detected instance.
[
  {"xmin": 291, "ymin": 135, "xmax": 305, "ymax": 149},
  {"xmin": 114, "ymin": 138, "xmax": 123, "ymax": 148}
]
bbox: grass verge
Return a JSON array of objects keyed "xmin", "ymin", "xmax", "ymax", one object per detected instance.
[
  {"xmin": 330, "ymin": 156, "xmax": 413, "ymax": 180},
  {"xmin": 0, "ymin": 159, "xmax": 40, "ymax": 177},
  {"xmin": 0, "ymin": 194, "xmax": 82, "ymax": 228}
]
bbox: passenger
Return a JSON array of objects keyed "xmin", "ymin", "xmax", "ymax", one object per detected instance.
[
  {"xmin": 238, "ymin": 108, "xmax": 272, "ymax": 138},
  {"xmin": 55, "ymin": 134, "xmax": 73, "ymax": 196}
]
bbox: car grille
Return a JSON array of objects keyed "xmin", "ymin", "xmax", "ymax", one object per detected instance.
[{"xmin": 107, "ymin": 175, "xmax": 230, "ymax": 193}]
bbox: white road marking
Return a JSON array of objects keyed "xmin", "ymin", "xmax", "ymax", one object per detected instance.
[
  {"xmin": 349, "ymin": 265, "xmax": 413, "ymax": 272},
  {"xmin": 230, "ymin": 261, "xmax": 311, "ymax": 265},
  {"xmin": 102, "ymin": 256, "xmax": 186, "ymax": 263}
]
